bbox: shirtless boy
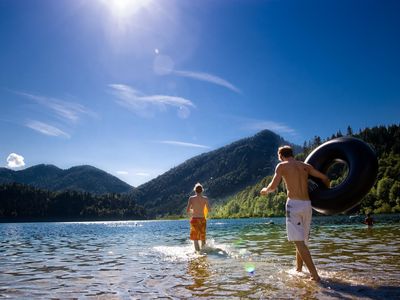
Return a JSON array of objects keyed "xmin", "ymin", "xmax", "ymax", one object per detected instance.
[
  {"xmin": 186, "ymin": 183, "xmax": 211, "ymax": 252},
  {"xmin": 260, "ymin": 145, "xmax": 330, "ymax": 282}
]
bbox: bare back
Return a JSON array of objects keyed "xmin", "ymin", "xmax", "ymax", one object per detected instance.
[
  {"xmin": 187, "ymin": 195, "xmax": 209, "ymax": 218},
  {"xmin": 279, "ymin": 160, "xmax": 312, "ymax": 200}
]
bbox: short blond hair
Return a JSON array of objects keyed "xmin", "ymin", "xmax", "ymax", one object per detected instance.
[{"xmin": 194, "ymin": 182, "xmax": 203, "ymax": 193}]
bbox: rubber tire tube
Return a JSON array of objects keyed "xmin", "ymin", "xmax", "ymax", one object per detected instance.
[{"xmin": 305, "ymin": 137, "xmax": 378, "ymax": 215}]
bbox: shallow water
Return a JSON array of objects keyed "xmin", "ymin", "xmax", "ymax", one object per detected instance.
[{"xmin": 0, "ymin": 215, "xmax": 399, "ymax": 299}]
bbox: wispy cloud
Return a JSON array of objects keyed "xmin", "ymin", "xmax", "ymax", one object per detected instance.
[
  {"xmin": 116, "ymin": 171, "xmax": 129, "ymax": 175},
  {"xmin": 245, "ymin": 120, "xmax": 296, "ymax": 135},
  {"xmin": 109, "ymin": 84, "xmax": 195, "ymax": 118},
  {"xmin": 173, "ymin": 70, "xmax": 241, "ymax": 94},
  {"xmin": 16, "ymin": 91, "xmax": 95, "ymax": 123},
  {"xmin": 158, "ymin": 140, "xmax": 211, "ymax": 149},
  {"xmin": 116, "ymin": 171, "xmax": 151, "ymax": 177},
  {"xmin": 26, "ymin": 120, "xmax": 70, "ymax": 138},
  {"xmin": 6, "ymin": 153, "xmax": 25, "ymax": 168}
]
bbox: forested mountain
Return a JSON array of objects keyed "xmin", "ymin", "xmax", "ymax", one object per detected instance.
[
  {"xmin": 0, "ymin": 164, "xmax": 133, "ymax": 195},
  {"xmin": 213, "ymin": 124, "xmax": 400, "ymax": 218},
  {"xmin": 127, "ymin": 130, "xmax": 294, "ymax": 218}
]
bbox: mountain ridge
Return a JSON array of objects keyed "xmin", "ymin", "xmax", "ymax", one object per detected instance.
[
  {"xmin": 0, "ymin": 164, "xmax": 133, "ymax": 195},
  {"xmin": 129, "ymin": 129, "xmax": 297, "ymax": 217}
]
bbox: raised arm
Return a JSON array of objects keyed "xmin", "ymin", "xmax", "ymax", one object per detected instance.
[
  {"xmin": 260, "ymin": 164, "xmax": 283, "ymax": 195},
  {"xmin": 308, "ymin": 164, "xmax": 330, "ymax": 188}
]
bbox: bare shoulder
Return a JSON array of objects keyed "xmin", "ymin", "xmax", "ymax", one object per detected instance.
[
  {"xmin": 298, "ymin": 161, "xmax": 312, "ymax": 169},
  {"xmin": 276, "ymin": 162, "xmax": 286, "ymax": 171}
]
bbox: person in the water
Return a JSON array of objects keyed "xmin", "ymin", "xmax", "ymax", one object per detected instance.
[
  {"xmin": 364, "ymin": 213, "xmax": 374, "ymax": 227},
  {"xmin": 260, "ymin": 145, "xmax": 330, "ymax": 282},
  {"xmin": 186, "ymin": 183, "xmax": 211, "ymax": 252}
]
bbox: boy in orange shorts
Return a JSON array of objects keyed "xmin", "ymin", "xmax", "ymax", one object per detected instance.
[{"xmin": 186, "ymin": 183, "xmax": 211, "ymax": 252}]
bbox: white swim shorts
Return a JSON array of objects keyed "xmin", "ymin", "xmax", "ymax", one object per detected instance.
[{"xmin": 285, "ymin": 199, "xmax": 312, "ymax": 243}]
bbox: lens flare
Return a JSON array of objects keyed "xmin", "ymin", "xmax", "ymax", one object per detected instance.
[{"xmin": 244, "ymin": 262, "xmax": 255, "ymax": 274}]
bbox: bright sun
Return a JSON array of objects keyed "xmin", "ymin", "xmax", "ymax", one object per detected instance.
[{"xmin": 102, "ymin": 0, "xmax": 152, "ymax": 20}]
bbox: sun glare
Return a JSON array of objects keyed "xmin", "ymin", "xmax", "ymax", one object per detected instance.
[{"xmin": 102, "ymin": 0, "xmax": 152, "ymax": 21}]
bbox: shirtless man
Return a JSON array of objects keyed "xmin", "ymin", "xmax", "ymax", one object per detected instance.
[
  {"xmin": 260, "ymin": 145, "xmax": 330, "ymax": 282},
  {"xmin": 186, "ymin": 183, "xmax": 211, "ymax": 252}
]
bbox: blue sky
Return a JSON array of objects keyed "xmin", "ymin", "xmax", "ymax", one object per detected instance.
[{"xmin": 1, "ymin": 0, "xmax": 399, "ymax": 186}]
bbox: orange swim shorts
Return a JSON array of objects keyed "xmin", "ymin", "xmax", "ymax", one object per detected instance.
[{"xmin": 190, "ymin": 217, "xmax": 207, "ymax": 241}]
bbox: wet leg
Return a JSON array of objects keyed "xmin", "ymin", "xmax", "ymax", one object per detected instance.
[
  {"xmin": 194, "ymin": 240, "xmax": 200, "ymax": 251},
  {"xmin": 296, "ymin": 249, "xmax": 303, "ymax": 272},
  {"xmin": 200, "ymin": 240, "xmax": 206, "ymax": 249},
  {"xmin": 294, "ymin": 241, "xmax": 320, "ymax": 282}
]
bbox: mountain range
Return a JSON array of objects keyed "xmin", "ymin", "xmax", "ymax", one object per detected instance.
[
  {"xmin": 0, "ymin": 129, "xmax": 295, "ymax": 218},
  {"xmin": 0, "ymin": 164, "xmax": 133, "ymax": 195},
  {"xmin": 1, "ymin": 125, "xmax": 398, "ymax": 220}
]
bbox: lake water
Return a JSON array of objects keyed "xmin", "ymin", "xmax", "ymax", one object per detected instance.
[{"xmin": 1, "ymin": 215, "xmax": 399, "ymax": 299}]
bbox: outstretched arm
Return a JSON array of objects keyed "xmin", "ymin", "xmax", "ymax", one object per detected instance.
[
  {"xmin": 308, "ymin": 165, "xmax": 330, "ymax": 187},
  {"xmin": 260, "ymin": 164, "xmax": 283, "ymax": 195}
]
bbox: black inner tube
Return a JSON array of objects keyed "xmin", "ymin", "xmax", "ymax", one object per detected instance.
[{"xmin": 305, "ymin": 137, "xmax": 378, "ymax": 215}]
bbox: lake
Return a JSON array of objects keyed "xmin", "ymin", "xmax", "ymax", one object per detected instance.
[{"xmin": 1, "ymin": 214, "xmax": 399, "ymax": 299}]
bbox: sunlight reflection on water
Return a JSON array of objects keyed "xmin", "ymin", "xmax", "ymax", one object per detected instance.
[{"xmin": 0, "ymin": 215, "xmax": 399, "ymax": 299}]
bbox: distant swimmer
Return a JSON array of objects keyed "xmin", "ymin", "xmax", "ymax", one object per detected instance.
[
  {"xmin": 186, "ymin": 183, "xmax": 211, "ymax": 252},
  {"xmin": 364, "ymin": 213, "xmax": 374, "ymax": 227},
  {"xmin": 260, "ymin": 145, "xmax": 330, "ymax": 282}
]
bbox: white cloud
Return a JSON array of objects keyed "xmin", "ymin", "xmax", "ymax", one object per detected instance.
[
  {"xmin": 158, "ymin": 140, "xmax": 211, "ymax": 149},
  {"xmin": 6, "ymin": 153, "xmax": 25, "ymax": 168},
  {"xmin": 109, "ymin": 84, "xmax": 195, "ymax": 118},
  {"xmin": 173, "ymin": 70, "xmax": 241, "ymax": 94},
  {"xmin": 116, "ymin": 171, "xmax": 129, "ymax": 175},
  {"xmin": 16, "ymin": 91, "xmax": 95, "ymax": 123},
  {"xmin": 26, "ymin": 120, "xmax": 70, "ymax": 138}
]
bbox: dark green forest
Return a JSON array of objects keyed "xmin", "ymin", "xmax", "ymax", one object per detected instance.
[
  {"xmin": 213, "ymin": 124, "xmax": 400, "ymax": 218},
  {"xmin": 0, "ymin": 183, "xmax": 146, "ymax": 221}
]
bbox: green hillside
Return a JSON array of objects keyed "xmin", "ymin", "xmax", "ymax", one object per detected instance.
[{"xmin": 127, "ymin": 130, "xmax": 294, "ymax": 218}]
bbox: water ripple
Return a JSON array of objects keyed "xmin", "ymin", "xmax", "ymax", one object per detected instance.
[{"xmin": 0, "ymin": 215, "xmax": 399, "ymax": 298}]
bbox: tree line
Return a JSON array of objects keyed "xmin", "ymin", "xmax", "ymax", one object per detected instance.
[{"xmin": 0, "ymin": 183, "xmax": 146, "ymax": 222}]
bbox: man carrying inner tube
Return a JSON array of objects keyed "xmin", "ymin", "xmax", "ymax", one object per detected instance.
[{"xmin": 260, "ymin": 145, "xmax": 330, "ymax": 282}]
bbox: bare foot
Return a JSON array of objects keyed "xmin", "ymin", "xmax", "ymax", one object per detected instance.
[
  {"xmin": 310, "ymin": 275, "xmax": 321, "ymax": 282},
  {"xmin": 296, "ymin": 268, "xmax": 302, "ymax": 273}
]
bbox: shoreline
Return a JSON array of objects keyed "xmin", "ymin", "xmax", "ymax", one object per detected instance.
[{"xmin": 1, "ymin": 212, "xmax": 400, "ymax": 224}]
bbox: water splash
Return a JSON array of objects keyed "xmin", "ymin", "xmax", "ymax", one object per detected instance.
[{"xmin": 153, "ymin": 244, "xmax": 195, "ymax": 262}]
